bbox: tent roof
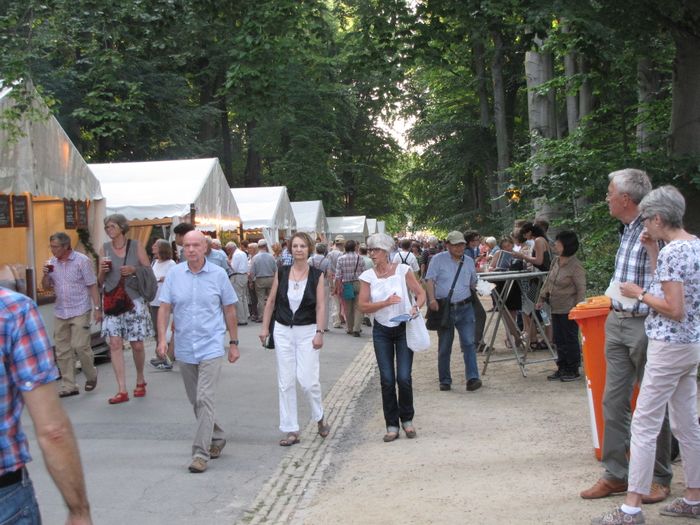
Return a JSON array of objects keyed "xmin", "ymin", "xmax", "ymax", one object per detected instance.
[
  {"xmin": 366, "ymin": 218, "xmax": 377, "ymax": 234},
  {"xmin": 0, "ymin": 84, "xmax": 103, "ymax": 200},
  {"xmin": 90, "ymin": 158, "xmax": 239, "ymax": 229},
  {"xmin": 290, "ymin": 200, "xmax": 328, "ymax": 235},
  {"xmin": 230, "ymin": 186, "xmax": 296, "ymax": 231},
  {"xmin": 326, "ymin": 216, "xmax": 368, "ymax": 236},
  {"xmin": 377, "ymin": 220, "xmax": 386, "ymax": 234}
]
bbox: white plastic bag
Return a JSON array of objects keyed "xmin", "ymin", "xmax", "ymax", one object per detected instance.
[{"xmin": 406, "ymin": 312, "xmax": 431, "ymax": 352}]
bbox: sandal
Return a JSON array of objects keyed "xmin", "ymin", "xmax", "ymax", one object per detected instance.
[
  {"xmin": 133, "ymin": 382, "xmax": 147, "ymax": 398},
  {"xmin": 108, "ymin": 392, "xmax": 129, "ymax": 404},
  {"xmin": 279, "ymin": 433, "xmax": 300, "ymax": 447},
  {"xmin": 530, "ymin": 341, "xmax": 548, "ymax": 351},
  {"xmin": 317, "ymin": 419, "xmax": 331, "ymax": 438},
  {"xmin": 401, "ymin": 422, "xmax": 417, "ymax": 439}
]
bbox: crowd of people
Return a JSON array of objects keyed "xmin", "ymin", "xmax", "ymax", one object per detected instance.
[{"xmin": 1, "ymin": 169, "xmax": 698, "ymax": 524}]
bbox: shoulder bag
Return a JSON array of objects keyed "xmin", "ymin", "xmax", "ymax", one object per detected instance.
[
  {"xmin": 426, "ymin": 257, "xmax": 464, "ymax": 331},
  {"xmin": 342, "ymin": 256, "xmax": 361, "ymax": 300},
  {"xmin": 103, "ymin": 240, "xmax": 135, "ymax": 316},
  {"xmin": 401, "ymin": 270, "xmax": 430, "ymax": 352}
]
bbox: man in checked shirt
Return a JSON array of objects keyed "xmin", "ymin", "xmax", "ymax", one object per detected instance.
[
  {"xmin": 0, "ymin": 286, "xmax": 92, "ymax": 524},
  {"xmin": 581, "ymin": 168, "xmax": 673, "ymax": 504}
]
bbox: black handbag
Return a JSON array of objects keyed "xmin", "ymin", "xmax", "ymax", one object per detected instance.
[
  {"xmin": 263, "ymin": 311, "xmax": 275, "ymax": 349},
  {"xmin": 426, "ymin": 258, "xmax": 464, "ymax": 331}
]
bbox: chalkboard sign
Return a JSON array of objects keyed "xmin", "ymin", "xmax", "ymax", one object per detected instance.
[
  {"xmin": 0, "ymin": 195, "xmax": 10, "ymax": 228},
  {"xmin": 63, "ymin": 199, "xmax": 76, "ymax": 229},
  {"xmin": 12, "ymin": 195, "xmax": 29, "ymax": 227},
  {"xmin": 76, "ymin": 200, "xmax": 88, "ymax": 229}
]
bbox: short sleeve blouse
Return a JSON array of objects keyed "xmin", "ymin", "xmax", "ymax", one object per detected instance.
[
  {"xmin": 644, "ymin": 238, "xmax": 700, "ymax": 343},
  {"xmin": 359, "ymin": 264, "xmax": 411, "ymax": 327}
]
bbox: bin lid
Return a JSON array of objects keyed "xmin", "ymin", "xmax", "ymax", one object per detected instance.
[{"xmin": 569, "ymin": 295, "xmax": 612, "ymax": 320}]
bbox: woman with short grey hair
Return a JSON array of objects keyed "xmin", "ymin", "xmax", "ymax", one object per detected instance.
[
  {"xmin": 358, "ymin": 233, "xmax": 426, "ymax": 442},
  {"xmin": 593, "ymin": 185, "xmax": 700, "ymax": 524}
]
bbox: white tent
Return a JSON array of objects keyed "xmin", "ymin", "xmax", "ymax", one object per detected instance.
[
  {"xmin": 231, "ymin": 186, "xmax": 296, "ymax": 246},
  {"xmin": 377, "ymin": 220, "xmax": 386, "ymax": 234},
  {"xmin": 366, "ymin": 218, "xmax": 378, "ymax": 235},
  {"xmin": 90, "ymin": 158, "xmax": 240, "ymax": 232},
  {"xmin": 291, "ymin": 200, "xmax": 328, "ymax": 240},
  {"xmin": 326, "ymin": 216, "xmax": 369, "ymax": 243},
  {"xmin": 0, "ymin": 82, "xmax": 105, "ymax": 298}
]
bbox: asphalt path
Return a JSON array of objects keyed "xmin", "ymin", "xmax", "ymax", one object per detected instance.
[{"xmin": 22, "ymin": 321, "xmax": 370, "ymax": 524}]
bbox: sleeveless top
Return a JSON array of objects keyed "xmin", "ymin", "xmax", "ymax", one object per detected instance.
[
  {"xmin": 532, "ymin": 238, "xmax": 551, "ymax": 272},
  {"xmin": 103, "ymin": 240, "xmax": 142, "ymax": 298},
  {"xmin": 274, "ymin": 266, "xmax": 323, "ymax": 326}
]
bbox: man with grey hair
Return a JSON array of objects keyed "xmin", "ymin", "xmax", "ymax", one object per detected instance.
[
  {"xmin": 205, "ymin": 236, "xmax": 233, "ymax": 278},
  {"xmin": 41, "ymin": 232, "xmax": 101, "ymax": 397},
  {"xmin": 328, "ymin": 235, "xmax": 346, "ymax": 328},
  {"xmin": 250, "ymin": 240, "xmax": 277, "ymax": 322},
  {"xmin": 581, "ymin": 168, "xmax": 672, "ymax": 503},
  {"xmin": 229, "ymin": 241, "xmax": 250, "ymax": 325},
  {"xmin": 420, "ymin": 236, "xmax": 439, "ymax": 280}
]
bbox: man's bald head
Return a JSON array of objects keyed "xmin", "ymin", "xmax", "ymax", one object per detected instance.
[{"xmin": 183, "ymin": 230, "xmax": 207, "ymax": 268}]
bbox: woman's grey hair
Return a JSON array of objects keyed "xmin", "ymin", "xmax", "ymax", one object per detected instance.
[
  {"xmin": 367, "ymin": 233, "xmax": 394, "ymax": 253},
  {"xmin": 104, "ymin": 213, "xmax": 129, "ymax": 234},
  {"xmin": 639, "ymin": 185, "xmax": 685, "ymax": 229},
  {"xmin": 608, "ymin": 169, "xmax": 652, "ymax": 204}
]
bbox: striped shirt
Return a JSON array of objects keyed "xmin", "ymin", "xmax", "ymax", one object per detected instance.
[
  {"xmin": 610, "ymin": 215, "xmax": 655, "ymax": 314},
  {"xmin": 0, "ymin": 287, "xmax": 60, "ymax": 475},
  {"xmin": 46, "ymin": 250, "xmax": 97, "ymax": 319},
  {"xmin": 335, "ymin": 253, "xmax": 364, "ymax": 283}
]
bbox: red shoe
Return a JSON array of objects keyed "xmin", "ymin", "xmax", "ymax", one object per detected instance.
[
  {"xmin": 108, "ymin": 392, "xmax": 129, "ymax": 404},
  {"xmin": 133, "ymin": 382, "xmax": 147, "ymax": 398}
]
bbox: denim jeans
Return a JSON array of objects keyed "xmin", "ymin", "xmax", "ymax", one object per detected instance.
[
  {"xmin": 437, "ymin": 302, "xmax": 478, "ymax": 385},
  {"xmin": 372, "ymin": 320, "xmax": 414, "ymax": 429},
  {"xmin": 0, "ymin": 468, "xmax": 41, "ymax": 524}
]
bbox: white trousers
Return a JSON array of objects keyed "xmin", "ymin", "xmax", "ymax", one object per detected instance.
[
  {"xmin": 628, "ymin": 339, "xmax": 700, "ymax": 494},
  {"xmin": 274, "ymin": 322, "xmax": 324, "ymax": 433}
]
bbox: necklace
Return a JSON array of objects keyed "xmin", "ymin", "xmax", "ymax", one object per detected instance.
[
  {"xmin": 290, "ymin": 266, "xmax": 308, "ymax": 289},
  {"xmin": 374, "ymin": 264, "xmax": 392, "ymax": 278}
]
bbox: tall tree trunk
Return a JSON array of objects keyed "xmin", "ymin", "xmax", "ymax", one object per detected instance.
[
  {"xmin": 244, "ymin": 120, "xmax": 262, "ymax": 187},
  {"xmin": 472, "ymin": 36, "xmax": 492, "ymax": 213},
  {"xmin": 562, "ymin": 23, "xmax": 579, "ymax": 135},
  {"xmin": 490, "ymin": 30, "xmax": 509, "ymax": 212},
  {"xmin": 525, "ymin": 39, "xmax": 558, "ymax": 224},
  {"xmin": 219, "ymin": 95, "xmax": 233, "ymax": 186},
  {"xmin": 636, "ymin": 57, "xmax": 661, "ymax": 153},
  {"xmin": 578, "ymin": 57, "xmax": 593, "ymax": 120}
]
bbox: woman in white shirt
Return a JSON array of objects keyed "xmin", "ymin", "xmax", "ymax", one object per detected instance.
[
  {"xmin": 149, "ymin": 239, "xmax": 177, "ymax": 368},
  {"xmin": 358, "ymin": 233, "xmax": 426, "ymax": 442}
]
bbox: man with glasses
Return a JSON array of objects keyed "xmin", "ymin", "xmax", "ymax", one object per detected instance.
[
  {"xmin": 580, "ymin": 169, "xmax": 673, "ymax": 506},
  {"xmin": 41, "ymin": 232, "xmax": 101, "ymax": 397}
]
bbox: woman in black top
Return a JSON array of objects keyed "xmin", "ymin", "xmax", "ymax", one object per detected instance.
[{"xmin": 259, "ymin": 232, "xmax": 330, "ymax": 446}]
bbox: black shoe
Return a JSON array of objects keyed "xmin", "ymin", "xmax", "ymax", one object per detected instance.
[
  {"xmin": 238, "ymin": 322, "xmax": 248, "ymax": 326},
  {"xmin": 466, "ymin": 378, "xmax": 482, "ymax": 392},
  {"xmin": 560, "ymin": 371, "xmax": 581, "ymax": 382},
  {"xmin": 352, "ymin": 331, "xmax": 361, "ymax": 337},
  {"xmin": 547, "ymin": 370, "xmax": 562, "ymax": 381},
  {"xmin": 363, "ymin": 317, "xmax": 372, "ymax": 327},
  {"xmin": 439, "ymin": 383, "xmax": 451, "ymax": 391}
]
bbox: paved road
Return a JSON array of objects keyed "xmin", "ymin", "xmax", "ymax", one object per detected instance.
[{"xmin": 23, "ymin": 322, "xmax": 371, "ymax": 524}]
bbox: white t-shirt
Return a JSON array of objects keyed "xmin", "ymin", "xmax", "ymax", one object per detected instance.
[
  {"xmin": 287, "ymin": 278, "xmax": 307, "ymax": 314},
  {"xmin": 359, "ymin": 264, "xmax": 411, "ymax": 327},
  {"xmin": 151, "ymin": 259, "xmax": 177, "ymax": 306},
  {"xmin": 392, "ymin": 250, "xmax": 420, "ymax": 273}
]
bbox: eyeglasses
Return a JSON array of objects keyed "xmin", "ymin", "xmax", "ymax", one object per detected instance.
[{"xmin": 368, "ymin": 248, "xmax": 383, "ymax": 253}]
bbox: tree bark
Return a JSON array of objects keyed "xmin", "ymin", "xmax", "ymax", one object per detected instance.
[
  {"xmin": 669, "ymin": 29, "xmax": 700, "ymax": 156},
  {"xmin": 244, "ymin": 120, "xmax": 262, "ymax": 187},
  {"xmin": 490, "ymin": 30, "xmax": 509, "ymax": 212},
  {"xmin": 472, "ymin": 36, "xmax": 493, "ymax": 213},
  {"xmin": 578, "ymin": 56, "xmax": 593, "ymax": 120},
  {"xmin": 636, "ymin": 57, "xmax": 661, "ymax": 153},
  {"xmin": 562, "ymin": 22, "xmax": 579, "ymax": 135},
  {"xmin": 219, "ymin": 95, "xmax": 233, "ymax": 186}
]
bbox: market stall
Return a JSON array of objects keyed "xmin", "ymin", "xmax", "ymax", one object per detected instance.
[
  {"xmin": 90, "ymin": 158, "xmax": 240, "ymax": 246},
  {"xmin": 291, "ymin": 200, "xmax": 328, "ymax": 241},
  {"xmin": 326, "ymin": 216, "xmax": 369, "ymax": 244},
  {"xmin": 231, "ymin": 186, "xmax": 296, "ymax": 245},
  {"xmin": 366, "ymin": 218, "xmax": 378, "ymax": 235}
]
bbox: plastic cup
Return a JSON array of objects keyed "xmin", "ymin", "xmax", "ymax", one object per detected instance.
[
  {"xmin": 103, "ymin": 256, "xmax": 112, "ymax": 271},
  {"xmin": 45, "ymin": 260, "xmax": 54, "ymax": 273}
]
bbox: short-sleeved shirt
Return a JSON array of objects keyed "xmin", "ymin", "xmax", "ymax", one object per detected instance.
[
  {"xmin": 158, "ymin": 261, "xmax": 237, "ymax": 364},
  {"xmin": 360, "ymin": 264, "xmax": 410, "ymax": 327},
  {"xmin": 47, "ymin": 250, "xmax": 97, "ymax": 319},
  {"xmin": 230, "ymin": 250, "xmax": 249, "ymax": 274},
  {"xmin": 336, "ymin": 253, "xmax": 364, "ymax": 283},
  {"xmin": 610, "ymin": 215, "xmax": 655, "ymax": 314},
  {"xmin": 327, "ymin": 248, "xmax": 343, "ymax": 274},
  {"xmin": 392, "ymin": 250, "xmax": 419, "ymax": 273},
  {"xmin": 251, "ymin": 252, "xmax": 278, "ymax": 279},
  {"xmin": 0, "ymin": 287, "xmax": 60, "ymax": 475},
  {"xmin": 308, "ymin": 254, "xmax": 330, "ymax": 274},
  {"xmin": 207, "ymin": 248, "xmax": 234, "ymax": 277},
  {"xmin": 425, "ymin": 251, "xmax": 477, "ymax": 303},
  {"xmin": 645, "ymin": 238, "xmax": 700, "ymax": 343}
]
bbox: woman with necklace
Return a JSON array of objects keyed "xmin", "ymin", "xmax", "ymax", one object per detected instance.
[
  {"xmin": 358, "ymin": 233, "xmax": 426, "ymax": 442},
  {"xmin": 98, "ymin": 214, "xmax": 154, "ymax": 404},
  {"xmin": 259, "ymin": 232, "xmax": 330, "ymax": 446}
]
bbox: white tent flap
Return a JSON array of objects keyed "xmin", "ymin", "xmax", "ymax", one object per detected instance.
[
  {"xmin": 291, "ymin": 200, "xmax": 328, "ymax": 238},
  {"xmin": 231, "ymin": 186, "xmax": 296, "ymax": 244}
]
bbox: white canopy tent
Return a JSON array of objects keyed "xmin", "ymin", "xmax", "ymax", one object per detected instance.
[
  {"xmin": 90, "ymin": 158, "xmax": 240, "ymax": 233},
  {"xmin": 291, "ymin": 200, "xmax": 328, "ymax": 241},
  {"xmin": 231, "ymin": 186, "xmax": 296, "ymax": 246},
  {"xmin": 377, "ymin": 220, "xmax": 386, "ymax": 234},
  {"xmin": 1, "ymin": 82, "xmax": 105, "ymax": 298},
  {"xmin": 366, "ymin": 218, "xmax": 378, "ymax": 235},
  {"xmin": 326, "ymin": 216, "xmax": 369, "ymax": 243}
]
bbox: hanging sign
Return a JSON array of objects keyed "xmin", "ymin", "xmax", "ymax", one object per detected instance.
[
  {"xmin": 11, "ymin": 195, "xmax": 29, "ymax": 227},
  {"xmin": 63, "ymin": 199, "xmax": 76, "ymax": 229},
  {"xmin": 0, "ymin": 195, "xmax": 10, "ymax": 228},
  {"xmin": 76, "ymin": 200, "xmax": 88, "ymax": 229}
]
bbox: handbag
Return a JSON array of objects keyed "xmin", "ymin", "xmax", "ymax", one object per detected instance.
[
  {"xmin": 425, "ymin": 257, "xmax": 464, "ymax": 331},
  {"xmin": 401, "ymin": 273, "xmax": 430, "ymax": 352},
  {"xmin": 341, "ymin": 256, "xmax": 361, "ymax": 300},
  {"xmin": 103, "ymin": 241, "xmax": 134, "ymax": 316}
]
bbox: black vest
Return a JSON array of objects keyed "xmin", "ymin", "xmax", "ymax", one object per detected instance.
[{"xmin": 274, "ymin": 266, "xmax": 322, "ymax": 326}]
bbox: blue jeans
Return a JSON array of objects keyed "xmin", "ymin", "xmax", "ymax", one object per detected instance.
[
  {"xmin": 372, "ymin": 320, "xmax": 414, "ymax": 429},
  {"xmin": 437, "ymin": 302, "xmax": 478, "ymax": 385},
  {"xmin": 0, "ymin": 468, "xmax": 41, "ymax": 524}
]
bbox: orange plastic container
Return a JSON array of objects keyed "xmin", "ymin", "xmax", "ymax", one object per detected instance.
[{"xmin": 569, "ymin": 296, "xmax": 639, "ymax": 460}]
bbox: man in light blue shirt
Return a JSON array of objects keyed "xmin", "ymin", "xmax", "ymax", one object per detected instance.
[
  {"xmin": 425, "ymin": 231, "xmax": 481, "ymax": 392},
  {"xmin": 157, "ymin": 230, "xmax": 240, "ymax": 473}
]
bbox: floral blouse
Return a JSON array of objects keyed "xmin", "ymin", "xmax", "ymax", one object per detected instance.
[{"xmin": 645, "ymin": 238, "xmax": 700, "ymax": 343}]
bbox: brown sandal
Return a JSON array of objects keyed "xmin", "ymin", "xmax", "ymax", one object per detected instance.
[
  {"xmin": 317, "ymin": 420, "xmax": 331, "ymax": 438},
  {"xmin": 279, "ymin": 433, "xmax": 300, "ymax": 447}
]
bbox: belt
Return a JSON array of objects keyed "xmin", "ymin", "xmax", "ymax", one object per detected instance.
[
  {"xmin": 451, "ymin": 298, "xmax": 471, "ymax": 307},
  {"xmin": 612, "ymin": 309, "xmax": 646, "ymax": 318},
  {"xmin": 0, "ymin": 469, "xmax": 22, "ymax": 488},
  {"xmin": 233, "ymin": 273, "xmax": 247, "ymax": 275}
]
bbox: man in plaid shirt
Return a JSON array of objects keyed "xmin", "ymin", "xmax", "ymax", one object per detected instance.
[
  {"xmin": 581, "ymin": 169, "xmax": 672, "ymax": 504},
  {"xmin": 335, "ymin": 240, "xmax": 365, "ymax": 336},
  {"xmin": 0, "ymin": 286, "xmax": 92, "ymax": 523}
]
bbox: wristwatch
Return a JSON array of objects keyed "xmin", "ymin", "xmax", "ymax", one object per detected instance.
[
  {"xmin": 637, "ymin": 290, "xmax": 647, "ymax": 302},
  {"xmin": 94, "ymin": 306, "xmax": 101, "ymax": 311},
  {"xmin": 229, "ymin": 339, "xmax": 239, "ymax": 345}
]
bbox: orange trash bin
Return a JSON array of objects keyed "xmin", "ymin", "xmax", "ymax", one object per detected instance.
[{"xmin": 569, "ymin": 296, "xmax": 639, "ymax": 460}]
